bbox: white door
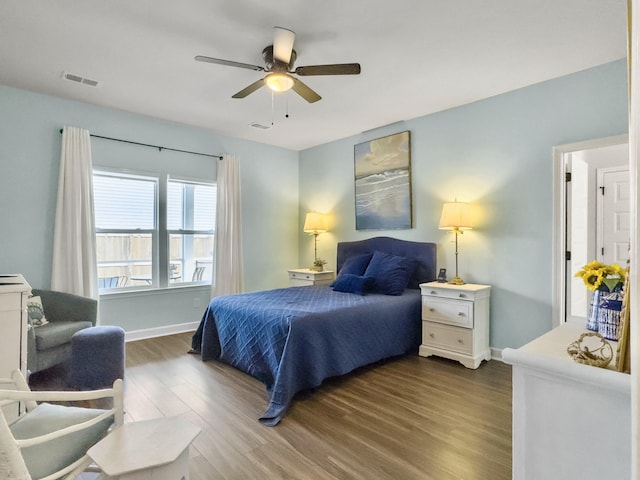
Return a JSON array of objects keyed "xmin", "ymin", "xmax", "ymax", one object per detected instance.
[{"xmin": 597, "ymin": 167, "xmax": 630, "ymax": 266}]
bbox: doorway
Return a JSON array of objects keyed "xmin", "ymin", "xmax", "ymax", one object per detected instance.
[{"xmin": 552, "ymin": 135, "xmax": 629, "ymax": 326}]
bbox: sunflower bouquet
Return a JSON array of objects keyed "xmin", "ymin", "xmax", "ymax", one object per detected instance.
[{"xmin": 575, "ymin": 261, "xmax": 626, "ymax": 292}]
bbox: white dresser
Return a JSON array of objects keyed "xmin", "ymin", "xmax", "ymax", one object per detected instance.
[
  {"xmin": 418, "ymin": 281, "xmax": 491, "ymax": 369},
  {"xmin": 0, "ymin": 274, "xmax": 31, "ymax": 379},
  {"xmin": 288, "ymin": 269, "xmax": 334, "ymax": 287},
  {"xmin": 502, "ymin": 321, "xmax": 630, "ymax": 480}
]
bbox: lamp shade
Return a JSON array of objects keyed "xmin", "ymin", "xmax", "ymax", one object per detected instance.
[
  {"xmin": 303, "ymin": 212, "xmax": 328, "ymax": 233},
  {"xmin": 439, "ymin": 202, "xmax": 473, "ymax": 230}
]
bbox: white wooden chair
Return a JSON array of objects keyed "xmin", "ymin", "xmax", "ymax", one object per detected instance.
[
  {"xmin": 192, "ymin": 265, "xmax": 206, "ymax": 281},
  {"xmin": 0, "ymin": 369, "xmax": 123, "ymax": 480}
]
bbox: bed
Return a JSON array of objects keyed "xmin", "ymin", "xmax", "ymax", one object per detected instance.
[{"xmin": 191, "ymin": 236, "xmax": 436, "ymax": 425}]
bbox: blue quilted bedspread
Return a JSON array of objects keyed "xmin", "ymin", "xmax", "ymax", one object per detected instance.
[{"xmin": 191, "ymin": 285, "xmax": 421, "ymax": 425}]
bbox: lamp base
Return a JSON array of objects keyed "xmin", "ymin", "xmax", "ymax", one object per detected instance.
[{"xmin": 448, "ymin": 276, "xmax": 465, "ymax": 285}]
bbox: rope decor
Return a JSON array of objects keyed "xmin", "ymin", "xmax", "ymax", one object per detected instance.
[{"xmin": 567, "ymin": 332, "xmax": 613, "ymax": 368}]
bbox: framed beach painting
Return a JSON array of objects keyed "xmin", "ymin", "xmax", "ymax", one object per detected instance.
[{"xmin": 354, "ymin": 130, "xmax": 412, "ymax": 230}]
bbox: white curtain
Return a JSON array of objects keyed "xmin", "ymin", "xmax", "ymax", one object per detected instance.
[
  {"xmin": 212, "ymin": 154, "xmax": 244, "ymax": 297},
  {"xmin": 51, "ymin": 126, "xmax": 98, "ymax": 298}
]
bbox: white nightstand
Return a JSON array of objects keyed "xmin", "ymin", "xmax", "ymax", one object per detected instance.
[
  {"xmin": 288, "ymin": 269, "xmax": 334, "ymax": 287},
  {"xmin": 418, "ymin": 281, "xmax": 491, "ymax": 369}
]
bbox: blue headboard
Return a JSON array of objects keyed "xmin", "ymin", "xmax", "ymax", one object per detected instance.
[{"xmin": 336, "ymin": 237, "xmax": 437, "ymax": 290}]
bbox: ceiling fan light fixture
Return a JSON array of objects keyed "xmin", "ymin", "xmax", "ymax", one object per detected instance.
[{"xmin": 265, "ymin": 73, "xmax": 294, "ymax": 92}]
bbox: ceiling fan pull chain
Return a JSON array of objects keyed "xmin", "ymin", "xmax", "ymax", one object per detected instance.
[
  {"xmin": 286, "ymin": 92, "xmax": 289, "ymax": 119},
  {"xmin": 271, "ymin": 90, "xmax": 275, "ymax": 126}
]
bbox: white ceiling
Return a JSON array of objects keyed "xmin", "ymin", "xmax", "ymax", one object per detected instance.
[{"xmin": 0, "ymin": 1, "xmax": 628, "ymax": 151}]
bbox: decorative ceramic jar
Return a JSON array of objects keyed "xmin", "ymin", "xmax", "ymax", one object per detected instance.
[
  {"xmin": 597, "ymin": 289, "xmax": 624, "ymax": 341},
  {"xmin": 586, "ymin": 289, "xmax": 601, "ymax": 332}
]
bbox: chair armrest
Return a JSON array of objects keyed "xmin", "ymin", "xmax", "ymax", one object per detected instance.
[
  {"xmin": 1, "ymin": 370, "xmax": 124, "ymax": 425},
  {"xmin": 0, "ymin": 381, "xmax": 122, "ymax": 403},
  {"xmin": 31, "ymin": 289, "xmax": 97, "ymax": 326}
]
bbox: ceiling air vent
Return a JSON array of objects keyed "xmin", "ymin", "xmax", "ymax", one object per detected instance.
[
  {"xmin": 62, "ymin": 71, "xmax": 101, "ymax": 87},
  {"xmin": 249, "ymin": 122, "xmax": 271, "ymax": 130}
]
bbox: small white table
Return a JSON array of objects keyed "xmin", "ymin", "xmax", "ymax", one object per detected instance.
[
  {"xmin": 88, "ymin": 417, "xmax": 200, "ymax": 479},
  {"xmin": 130, "ymin": 274, "xmax": 182, "ymax": 285}
]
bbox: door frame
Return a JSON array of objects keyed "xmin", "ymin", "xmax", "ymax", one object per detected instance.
[{"xmin": 551, "ymin": 134, "xmax": 629, "ymax": 328}]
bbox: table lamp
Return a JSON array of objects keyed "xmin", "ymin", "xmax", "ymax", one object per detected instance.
[
  {"xmin": 439, "ymin": 201, "xmax": 473, "ymax": 285},
  {"xmin": 303, "ymin": 212, "xmax": 328, "ymax": 264}
]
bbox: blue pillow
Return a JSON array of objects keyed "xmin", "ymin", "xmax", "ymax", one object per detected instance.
[
  {"xmin": 332, "ymin": 274, "xmax": 374, "ymax": 295},
  {"xmin": 364, "ymin": 251, "xmax": 416, "ymax": 295},
  {"xmin": 331, "ymin": 253, "xmax": 373, "ymax": 286}
]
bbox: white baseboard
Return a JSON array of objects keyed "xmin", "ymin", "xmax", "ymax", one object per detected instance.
[
  {"xmin": 124, "ymin": 322, "xmax": 199, "ymax": 342},
  {"xmin": 491, "ymin": 347, "xmax": 504, "ymax": 362}
]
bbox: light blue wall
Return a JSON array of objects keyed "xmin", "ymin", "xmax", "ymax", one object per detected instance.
[
  {"xmin": 0, "ymin": 59, "xmax": 628, "ymax": 343},
  {"xmin": 0, "ymin": 85, "xmax": 299, "ymax": 333},
  {"xmin": 298, "ymin": 59, "xmax": 629, "ymax": 350}
]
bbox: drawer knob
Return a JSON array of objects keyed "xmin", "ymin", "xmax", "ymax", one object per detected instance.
[
  {"xmin": 429, "ymin": 308, "xmax": 435, "ymax": 312},
  {"xmin": 459, "ymin": 293, "xmax": 467, "ymax": 298},
  {"xmin": 305, "ymin": 275, "xmax": 310, "ymax": 279},
  {"xmin": 458, "ymin": 312, "xmax": 466, "ymax": 317},
  {"xmin": 458, "ymin": 339, "xmax": 464, "ymax": 344},
  {"xmin": 429, "ymin": 333, "xmax": 435, "ymax": 338},
  {"xmin": 430, "ymin": 290, "xmax": 438, "ymax": 295}
]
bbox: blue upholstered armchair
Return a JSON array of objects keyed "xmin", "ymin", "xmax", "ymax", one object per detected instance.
[{"xmin": 27, "ymin": 289, "xmax": 97, "ymax": 375}]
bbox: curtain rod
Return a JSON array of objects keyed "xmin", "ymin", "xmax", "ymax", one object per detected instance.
[{"xmin": 59, "ymin": 129, "xmax": 223, "ymax": 160}]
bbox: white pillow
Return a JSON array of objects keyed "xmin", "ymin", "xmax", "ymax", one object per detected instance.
[{"xmin": 27, "ymin": 296, "xmax": 49, "ymax": 327}]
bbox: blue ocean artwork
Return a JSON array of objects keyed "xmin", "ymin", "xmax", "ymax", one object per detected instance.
[{"xmin": 354, "ymin": 131, "xmax": 412, "ymax": 230}]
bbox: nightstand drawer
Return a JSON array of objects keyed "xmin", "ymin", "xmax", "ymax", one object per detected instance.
[
  {"xmin": 421, "ymin": 285, "xmax": 478, "ymax": 301},
  {"xmin": 288, "ymin": 271, "xmax": 333, "ymax": 281},
  {"xmin": 422, "ymin": 297, "xmax": 473, "ymax": 328},
  {"xmin": 422, "ymin": 321, "xmax": 473, "ymax": 355},
  {"xmin": 288, "ymin": 269, "xmax": 334, "ymax": 287}
]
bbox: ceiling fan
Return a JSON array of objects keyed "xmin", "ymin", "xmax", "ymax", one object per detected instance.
[{"xmin": 195, "ymin": 27, "xmax": 361, "ymax": 103}]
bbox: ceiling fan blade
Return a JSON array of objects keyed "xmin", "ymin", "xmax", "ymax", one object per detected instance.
[
  {"xmin": 232, "ymin": 78, "xmax": 265, "ymax": 99},
  {"xmin": 291, "ymin": 78, "xmax": 321, "ymax": 103},
  {"xmin": 273, "ymin": 27, "xmax": 295, "ymax": 64},
  {"xmin": 195, "ymin": 55, "xmax": 264, "ymax": 72},
  {"xmin": 294, "ymin": 63, "xmax": 361, "ymax": 76}
]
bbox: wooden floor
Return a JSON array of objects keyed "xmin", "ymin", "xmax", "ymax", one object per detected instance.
[{"xmin": 30, "ymin": 333, "xmax": 512, "ymax": 480}]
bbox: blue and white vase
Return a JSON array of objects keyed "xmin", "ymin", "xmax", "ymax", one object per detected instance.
[
  {"xmin": 597, "ymin": 289, "xmax": 624, "ymax": 341},
  {"xmin": 586, "ymin": 289, "xmax": 601, "ymax": 331}
]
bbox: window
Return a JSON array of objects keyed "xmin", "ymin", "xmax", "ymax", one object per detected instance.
[
  {"xmin": 93, "ymin": 170, "xmax": 215, "ymax": 291},
  {"xmin": 167, "ymin": 178, "xmax": 216, "ymax": 285},
  {"xmin": 94, "ymin": 172, "xmax": 156, "ymax": 290}
]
